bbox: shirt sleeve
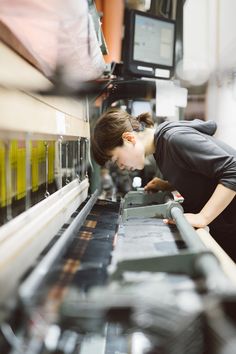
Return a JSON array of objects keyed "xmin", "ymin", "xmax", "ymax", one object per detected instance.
[{"xmin": 167, "ymin": 130, "xmax": 236, "ymax": 191}]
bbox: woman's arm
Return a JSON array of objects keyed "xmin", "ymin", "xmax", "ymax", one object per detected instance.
[
  {"xmin": 164, "ymin": 131, "xmax": 236, "ymax": 228},
  {"xmin": 184, "ymin": 184, "xmax": 236, "ymax": 228}
]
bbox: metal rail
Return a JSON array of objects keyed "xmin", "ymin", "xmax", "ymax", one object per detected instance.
[
  {"xmin": 170, "ymin": 206, "xmax": 206, "ymax": 252},
  {"xmin": 0, "ymin": 179, "xmax": 89, "ymax": 307},
  {"xmin": 170, "ymin": 206, "xmax": 232, "ymax": 291}
]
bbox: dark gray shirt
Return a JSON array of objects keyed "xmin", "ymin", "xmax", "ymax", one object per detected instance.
[{"xmin": 154, "ymin": 119, "xmax": 236, "ymax": 239}]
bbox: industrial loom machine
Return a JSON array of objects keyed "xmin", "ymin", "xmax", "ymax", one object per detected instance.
[{"xmin": 1, "ymin": 2, "xmax": 236, "ymax": 354}]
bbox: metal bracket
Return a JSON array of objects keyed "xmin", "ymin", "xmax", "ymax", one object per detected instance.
[
  {"xmin": 123, "ymin": 190, "xmax": 173, "ymax": 208},
  {"xmin": 122, "ymin": 190, "xmax": 183, "ymax": 221},
  {"xmin": 110, "ymin": 250, "xmax": 214, "ymax": 280}
]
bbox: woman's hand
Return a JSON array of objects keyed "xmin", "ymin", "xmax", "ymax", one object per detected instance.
[
  {"xmin": 163, "ymin": 184, "xmax": 236, "ymax": 229},
  {"xmin": 183, "ymin": 213, "xmax": 209, "ymax": 228},
  {"xmin": 163, "ymin": 212, "xmax": 209, "ymax": 228},
  {"xmin": 144, "ymin": 177, "xmax": 173, "ymax": 192}
]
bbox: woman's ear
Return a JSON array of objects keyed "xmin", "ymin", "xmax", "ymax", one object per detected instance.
[{"xmin": 122, "ymin": 131, "xmax": 136, "ymax": 144}]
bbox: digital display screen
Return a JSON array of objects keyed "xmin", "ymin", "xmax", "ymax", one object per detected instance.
[{"xmin": 133, "ymin": 14, "xmax": 175, "ymax": 67}]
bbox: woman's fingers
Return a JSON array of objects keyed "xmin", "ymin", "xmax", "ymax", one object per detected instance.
[{"xmin": 163, "ymin": 218, "xmax": 175, "ymax": 225}]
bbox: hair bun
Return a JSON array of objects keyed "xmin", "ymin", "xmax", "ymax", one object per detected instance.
[{"xmin": 136, "ymin": 112, "xmax": 154, "ymax": 128}]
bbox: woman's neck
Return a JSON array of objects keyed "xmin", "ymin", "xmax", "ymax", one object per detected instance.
[{"xmin": 137, "ymin": 128, "xmax": 156, "ymax": 156}]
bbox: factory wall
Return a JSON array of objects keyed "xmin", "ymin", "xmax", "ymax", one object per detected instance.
[{"xmin": 184, "ymin": 0, "xmax": 236, "ymax": 148}]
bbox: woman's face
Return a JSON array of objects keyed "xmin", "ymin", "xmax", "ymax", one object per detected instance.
[{"xmin": 110, "ymin": 133, "xmax": 145, "ymax": 171}]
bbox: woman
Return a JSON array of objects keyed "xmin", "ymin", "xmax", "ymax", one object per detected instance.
[{"xmin": 91, "ymin": 108, "xmax": 236, "ymax": 261}]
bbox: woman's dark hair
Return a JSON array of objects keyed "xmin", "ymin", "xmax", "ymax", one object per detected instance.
[{"xmin": 91, "ymin": 108, "xmax": 154, "ymax": 166}]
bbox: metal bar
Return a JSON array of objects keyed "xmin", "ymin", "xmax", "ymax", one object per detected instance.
[
  {"xmin": 4, "ymin": 140, "xmax": 12, "ymax": 221},
  {"xmin": 0, "ymin": 179, "xmax": 89, "ymax": 306},
  {"xmin": 65, "ymin": 142, "xmax": 70, "ymax": 184},
  {"xmin": 195, "ymin": 252, "xmax": 233, "ymax": 291},
  {"xmin": 197, "ymin": 228, "xmax": 236, "ymax": 286},
  {"xmin": 77, "ymin": 137, "xmax": 81, "ymax": 182},
  {"xmin": 72, "ymin": 141, "xmax": 76, "ymax": 180},
  {"xmin": 170, "ymin": 206, "xmax": 206, "ymax": 252},
  {"xmin": 19, "ymin": 189, "xmax": 99, "ymax": 304},
  {"xmin": 25, "ymin": 133, "xmax": 31, "ymax": 210},
  {"xmin": 82, "ymin": 138, "xmax": 86, "ymax": 180},
  {"xmin": 85, "ymin": 138, "xmax": 89, "ymax": 178},
  {"xmin": 44, "ymin": 141, "xmax": 50, "ymax": 197},
  {"xmin": 80, "ymin": 138, "xmax": 84, "ymax": 181},
  {"xmin": 171, "ymin": 207, "xmax": 233, "ymax": 291},
  {"xmin": 55, "ymin": 136, "xmax": 63, "ymax": 190}
]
